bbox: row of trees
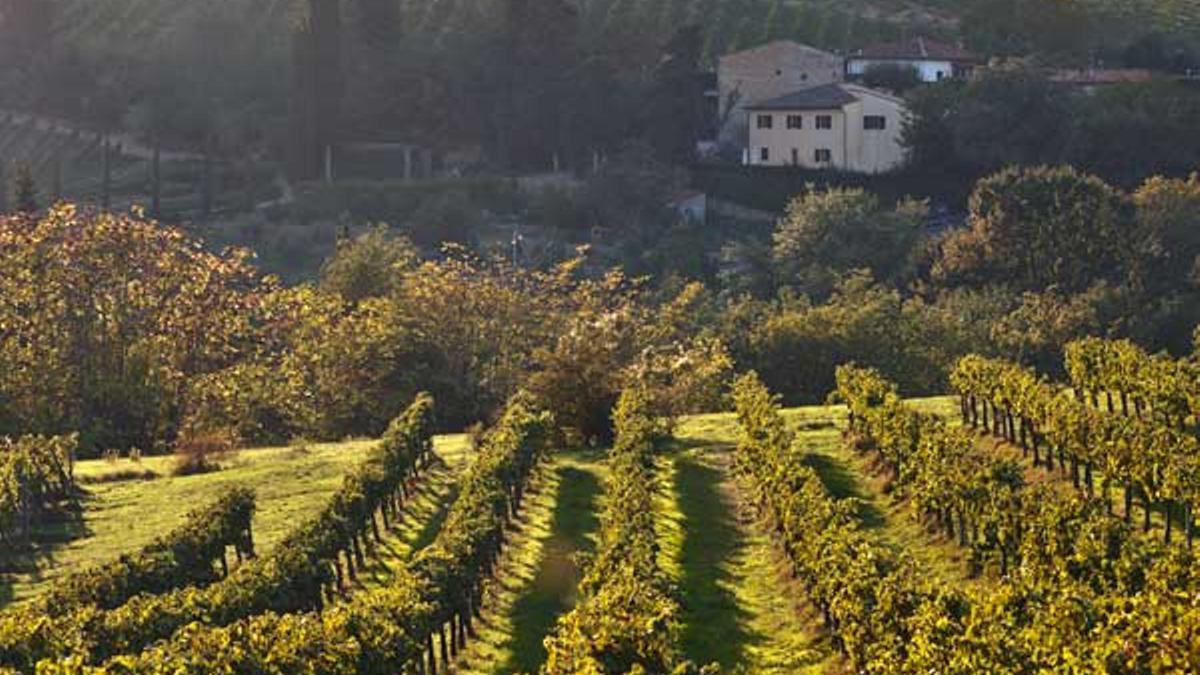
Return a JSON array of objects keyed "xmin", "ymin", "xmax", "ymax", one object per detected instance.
[
  {"xmin": 720, "ymin": 164, "xmax": 1200, "ymax": 406},
  {"xmin": 733, "ymin": 371, "xmax": 949, "ymax": 670},
  {"xmin": 55, "ymin": 392, "xmax": 549, "ymax": 675},
  {"xmin": 952, "ymin": 352, "xmax": 1200, "ymax": 545},
  {"xmin": 8, "ymin": 161, "xmax": 1200, "ymax": 452},
  {"xmin": 34, "ymin": 487, "xmax": 256, "ymax": 615},
  {"xmin": 1064, "ymin": 336, "xmax": 1197, "ymax": 426},
  {"xmin": 0, "ymin": 206, "xmax": 734, "ymax": 455},
  {"xmin": 905, "ymin": 69, "xmax": 1200, "ymax": 187},
  {"xmin": 749, "ymin": 166, "xmax": 1200, "ymax": 305},
  {"xmin": 827, "ymin": 365, "xmax": 1200, "ymax": 671}
]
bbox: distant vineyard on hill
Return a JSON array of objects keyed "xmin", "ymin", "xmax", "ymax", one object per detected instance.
[{"xmin": 54, "ymin": 0, "xmax": 961, "ymax": 62}]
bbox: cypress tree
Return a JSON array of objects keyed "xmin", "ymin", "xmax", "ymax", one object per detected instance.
[{"xmin": 12, "ymin": 163, "xmax": 38, "ymax": 213}]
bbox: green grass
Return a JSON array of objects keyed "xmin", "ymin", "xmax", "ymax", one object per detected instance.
[
  {"xmin": 659, "ymin": 445, "xmax": 833, "ymax": 673},
  {"xmin": 454, "ymin": 450, "xmax": 607, "ymax": 675},
  {"xmin": 0, "ymin": 434, "xmax": 469, "ymax": 608}
]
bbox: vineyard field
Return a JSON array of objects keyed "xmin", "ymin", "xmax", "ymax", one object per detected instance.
[
  {"xmin": 12, "ymin": 391, "xmax": 1176, "ymax": 672},
  {"xmin": 0, "ymin": 434, "xmax": 471, "ymax": 608}
]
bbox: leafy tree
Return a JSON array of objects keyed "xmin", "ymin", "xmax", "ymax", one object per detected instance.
[
  {"xmin": 748, "ymin": 272, "xmax": 961, "ymax": 403},
  {"xmin": 494, "ymin": 0, "xmax": 580, "ymax": 170},
  {"xmin": 989, "ymin": 286, "xmax": 1108, "ymax": 374},
  {"xmin": 289, "ymin": 0, "xmax": 344, "ymax": 180},
  {"xmin": 949, "ymin": 68, "xmax": 1074, "ymax": 174},
  {"xmin": 0, "ymin": 206, "xmax": 266, "ymax": 453},
  {"xmin": 902, "ymin": 79, "xmax": 965, "ymax": 173},
  {"xmin": 1120, "ymin": 174, "xmax": 1200, "ymax": 348},
  {"xmin": 319, "ymin": 225, "xmax": 418, "ymax": 305},
  {"xmin": 1066, "ymin": 82, "xmax": 1200, "ymax": 186},
  {"xmin": 933, "ymin": 166, "xmax": 1128, "ymax": 293},
  {"xmin": 1131, "ymin": 174, "xmax": 1200, "ymax": 293},
  {"xmin": 902, "ymin": 68, "xmax": 1075, "ymax": 175},
  {"xmin": 406, "ymin": 190, "xmax": 481, "ymax": 248},
  {"xmin": 581, "ymin": 141, "xmax": 675, "ymax": 241},
  {"xmin": 771, "ymin": 186, "xmax": 927, "ymax": 299},
  {"xmin": 526, "ymin": 269, "xmax": 642, "ymax": 443},
  {"xmin": 718, "ymin": 237, "xmax": 775, "ymax": 299}
]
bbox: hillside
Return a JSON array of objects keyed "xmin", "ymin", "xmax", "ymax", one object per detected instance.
[
  {"xmin": 0, "ymin": 434, "xmax": 471, "ymax": 607},
  {"xmin": 2, "ymin": 397, "xmax": 970, "ymax": 673},
  {"xmin": 52, "ymin": 0, "xmax": 961, "ymax": 59}
]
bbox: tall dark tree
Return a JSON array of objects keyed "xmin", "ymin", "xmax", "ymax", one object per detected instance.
[
  {"xmin": 11, "ymin": 162, "xmax": 38, "ymax": 213},
  {"xmin": 288, "ymin": 0, "xmax": 343, "ymax": 180},
  {"xmin": 0, "ymin": 0, "xmax": 54, "ymax": 70},
  {"xmin": 644, "ymin": 25, "xmax": 704, "ymax": 164},
  {"xmin": 342, "ymin": 0, "xmax": 405, "ymax": 136},
  {"xmin": 495, "ymin": 0, "xmax": 579, "ymax": 170}
]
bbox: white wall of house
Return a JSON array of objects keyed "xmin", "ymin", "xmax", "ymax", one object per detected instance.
[
  {"xmin": 746, "ymin": 87, "xmax": 906, "ymax": 173},
  {"xmin": 848, "ymin": 86, "xmax": 906, "ymax": 173},
  {"xmin": 747, "ymin": 108, "xmax": 848, "ymax": 169},
  {"xmin": 847, "ymin": 58, "xmax": 956, "ymax": 82}
]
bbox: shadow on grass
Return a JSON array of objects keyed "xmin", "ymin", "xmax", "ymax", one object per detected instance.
[
  {"xmin": 501, "ymin": 465, "xmax": 602, "ymax": 674},
  {"xmin": 664, "ymin": 437, "xmax": 736, "ymax": 454},
  {"xmin": 674, "ymin": 456, "xmax": 754, "ymax": 669},
  {"xmin": 802, "ymin": 452, "xmax": 885, "ymax": 529},
  {"xmin": 407, "ymin": 467, "xmax": 459, "ymax": 554},
  {"xmin": 0, "ymin": 511, "xmax": 91, "ymax": 609}
]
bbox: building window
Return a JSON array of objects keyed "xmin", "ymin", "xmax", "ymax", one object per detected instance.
[
  {"xmin": 814, "ymin": 148, "xmax": 832, "ymax": 163},
  {"xmin": 760, "ymin": 147, "xmax": 770, "ymax": 162},
  {"xmin": 786, "ymin": 115, "xmax": 802, "ymax": 129},
  {"xmin": 756, "ymin": 114, "xmax": 773, "ymax": 129},
  {"xmin": 864, "ymin": 115, "xmax": 887, "ymax": 130},
  {"xmin": 936, "ymin": 70, "xmax": 946, "ymax": 80},
  {"xmin": 816, "ymin": 115, "xmax": 833, "ymax": 129},
  {"xmin": 801, "ymin": 73, "xmax": 809, "ymax": 81},
  {"xmin": 791, "ymin": 148, "xmax": 799, "ymax": 165}
]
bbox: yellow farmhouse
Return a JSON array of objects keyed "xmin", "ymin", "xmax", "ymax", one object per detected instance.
[{"xmin": 744, "ymin": 83, "xmax": 907, "ymax": 173}]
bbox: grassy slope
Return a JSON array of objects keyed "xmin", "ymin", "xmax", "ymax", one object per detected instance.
[{"xmin": 0, "ymin": 434, "xmax": 470, "ymax": 608}]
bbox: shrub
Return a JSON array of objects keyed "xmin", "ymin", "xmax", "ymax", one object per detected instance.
[
  {"xmin": 171, "ymin": 432, "xmax": 236, "ymax": 477},
  {"xmin": 861, "ymin": 62, "xmax": 922, "ymax": 93}
]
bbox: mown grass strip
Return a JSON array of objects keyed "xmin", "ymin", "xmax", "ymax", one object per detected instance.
[
  {"xmin": 454, "ymin": 451, "xmax": 605, "ymax": 674},
  {"xmin": 661, "ymin": 441, "xmax": 831, "ymax": 674}
]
